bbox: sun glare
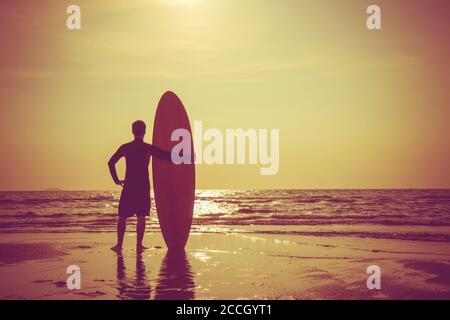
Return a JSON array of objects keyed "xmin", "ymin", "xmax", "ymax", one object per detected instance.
[{"xmin": 174, "ymin": 0, "xmax": 196, "ymax": 4}]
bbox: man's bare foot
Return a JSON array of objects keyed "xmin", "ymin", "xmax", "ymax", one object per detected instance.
[
  {"xmin": 136, "ymin": 244, "xmax": 149, "ymax": 252},
  {"xmin": 111, "ymin": 245, "xmax": 122, "ymax": 253}
]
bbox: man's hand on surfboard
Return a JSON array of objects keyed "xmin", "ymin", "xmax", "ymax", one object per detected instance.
[{"xmin": 116, "ymin": 180, "xmax": 125, "ymax": 188}]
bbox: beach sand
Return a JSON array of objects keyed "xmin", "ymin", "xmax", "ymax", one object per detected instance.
[{"xmin": 1, "ymin": 231, "xmax": 450, "ymax": 299}]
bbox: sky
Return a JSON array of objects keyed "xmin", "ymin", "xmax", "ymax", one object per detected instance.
[{"xmin": 0, "ymin": 0, "xmax": 449, "ymax": 190}]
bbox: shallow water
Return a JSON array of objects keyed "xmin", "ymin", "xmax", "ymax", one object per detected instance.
[{"xmin": 1, "ymin": 189, "xmax": 450, "ymax": 242}]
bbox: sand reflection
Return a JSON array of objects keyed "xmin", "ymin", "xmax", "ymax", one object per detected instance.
[
  {"xmin": 116, "ymin": 252, "xmax": 151, "ymax": 300},
  {"xmin": 155, "ymin": 250, "xmax": 195, "ymax": 300}
]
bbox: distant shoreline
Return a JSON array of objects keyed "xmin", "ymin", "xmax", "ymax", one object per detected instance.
[{"xmin": 42, "ymin": 188, "xmax": 65, "ymax": 192}]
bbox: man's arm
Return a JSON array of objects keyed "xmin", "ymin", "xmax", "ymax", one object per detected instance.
[
  {"xmin": 151, "ymin": 145, "xmax": 195, "ymax": 164},
  {"xmin": 151, "ymin": 145, "xmax": 172, "ymax": 161},
  {"xmin": 108, "ymin": 146, "xmax": 125, "ymax": 187}
]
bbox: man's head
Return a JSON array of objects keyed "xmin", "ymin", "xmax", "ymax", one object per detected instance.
[{"xmin": 132, "ymin": 120, "xmax": 146, "ymax": 138}]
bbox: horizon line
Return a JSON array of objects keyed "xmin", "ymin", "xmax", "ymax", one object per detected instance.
[{"xmin": 1, "ymin": 187, "xmax": 450, "ymax": 192}]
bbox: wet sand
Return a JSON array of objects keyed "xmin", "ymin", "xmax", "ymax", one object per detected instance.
[{"xmin": 1, "ymin": 232, "xmax": 450, "ymax": 299}]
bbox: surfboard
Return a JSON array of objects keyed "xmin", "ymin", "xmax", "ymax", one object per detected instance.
[{"xmin": 152, "ymin": 91, "xmax": 195, "ymax": 250}]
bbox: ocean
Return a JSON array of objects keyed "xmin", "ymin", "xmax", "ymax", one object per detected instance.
[{"xmin": 1, "ymin": 189, "xmax": 450, "ymax": 242}]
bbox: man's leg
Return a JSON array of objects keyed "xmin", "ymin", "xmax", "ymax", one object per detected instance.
[
  {"xmin": 136, "ymin": 216, "xmax": 147, "ymax": 251},
  {"xmin": 111, "ymin": 216, "xmax": 127, "ymax": 252}
]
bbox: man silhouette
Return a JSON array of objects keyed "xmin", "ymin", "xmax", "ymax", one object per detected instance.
[{"xmin": 108, "ymin": 120, "xmax": 170, "ymax": 252}]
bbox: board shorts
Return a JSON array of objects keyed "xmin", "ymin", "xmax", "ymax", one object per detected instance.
[{"xmin": 118, "ymin": 185, "xmax": 151, "ymax": 217}]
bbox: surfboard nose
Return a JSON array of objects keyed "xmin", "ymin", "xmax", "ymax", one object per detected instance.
[{"xmin": 161, "ymin": 90, "xmax": 178, "ymax": 101}]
